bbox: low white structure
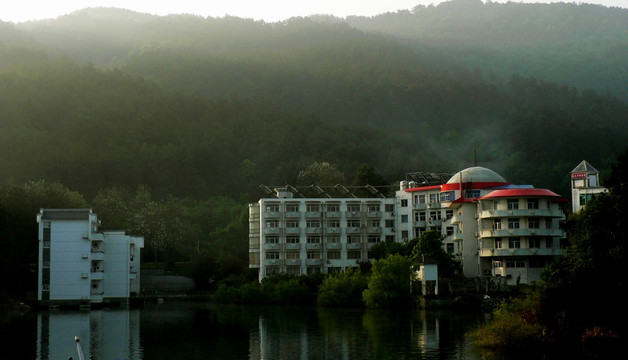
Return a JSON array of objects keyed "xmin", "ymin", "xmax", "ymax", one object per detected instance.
[
  {"xmin": 37, "ymin": 209, "xmax": 143, "ymax": 307},
  {"xmin": 570, "ymin": 160, "xmax": 608, "ymax": 213},
  {"xmin": 415, "ymin": 255, "xmax": 439, "ymax": 296},
  {"xmin": 250, "ymin": 166, "xmax": 567, "ymax": 285}
]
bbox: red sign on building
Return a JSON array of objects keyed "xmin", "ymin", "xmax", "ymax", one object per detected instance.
[{"xmin": 572, "ymin": 172, "xmax": 587, "ymax": 179}]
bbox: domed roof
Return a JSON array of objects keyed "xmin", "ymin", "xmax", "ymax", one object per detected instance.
[{"xmin": 446, "ymin": 167, "xmax": 507, "ymax": 185}]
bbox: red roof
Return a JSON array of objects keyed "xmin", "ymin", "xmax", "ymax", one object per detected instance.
[
  {"xmin": 405, "ymin": 185, "xmax": 442, "ymax": 192},
  {"xmin": 478, "ymin": 188, "xmax": 562, "ymax": 200}
]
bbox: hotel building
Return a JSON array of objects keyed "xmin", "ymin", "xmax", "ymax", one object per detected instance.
[{"xmin": 249, "ymin": 166, "xmax": 567, "ymax": 285}]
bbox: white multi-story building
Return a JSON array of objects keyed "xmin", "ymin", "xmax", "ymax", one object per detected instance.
[
  {"xmin": 250, "ymin": 166, "xmax": 567, "ymax": 285},
  {"xmin": 37, "ymin": 209, "xmax": 143, "ymax": 307},
  {"xmin": 570, "ymin": 160, "xmax": 608, "ymax": 213}
]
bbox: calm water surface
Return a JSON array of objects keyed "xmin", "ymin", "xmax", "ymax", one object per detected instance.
[{"xmin": 0, "ymin": 301, "xmax": 584, "ymax": 360}]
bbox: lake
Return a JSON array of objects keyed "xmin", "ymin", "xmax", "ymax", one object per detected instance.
[{"xmin": 0, "ymin": 300, "xmax": 588, "ymax": 360}]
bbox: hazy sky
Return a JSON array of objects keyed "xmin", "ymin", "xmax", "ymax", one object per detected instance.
[{"xmin": 1, "ymin": 1, "xmax": 626, "ymax": 23}]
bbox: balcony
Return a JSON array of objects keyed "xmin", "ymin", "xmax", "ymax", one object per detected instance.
[
  {"xmin": 306, "ymin": 259, "xmax": 324, "ymax": 266},
  {"xmin": 326, "ymin": 243, "xmax": 342, "ymax": 250},
  {"xmin": 325, "ymin": 211, "xmax": 341, "ymax": 218},
  {"xmin": 285, "ymin": 228, "xmax": 301, "ymax": 235},
  {"xmin": 478, "ymin": 208, "xmax": 563, "ymax": 219},
  {"xmin": 91, "ymin": 233, "xmax": 104, "ymax": 242},
  {"xmin": 305, "ymin": 211, "xmax": 322, "ymax": 218},
  {"xmin": 479, "ymin": 228, "xmax": 564, "ymax": 238},
  {"xmin": 366, "ymin": 211, "xmax": 381, "ymax": 218},
  {"xmin": 305, "ymin": 227, "xmax": 322, "ymax": 234},
  {"xmin": 346, "ymin": 227, "xmax": 362, "ymax": 234},
  {"xmin": 264, "ymin": 259, "xmax": 281, "ymax": 266},
  {"xmin": 285, "ymin": 243, "xmax": 301, "ymax": 250},
  {"xmin": 325, "ymin": 227, "xmax": 342, "ymax": 234},
  {"xmin": 346, "ymin": 211, "xmax": 362, "ymax": 218},
  {"xmin": 346, "ymin": 243, "xmax": 362, "ymax": 250},
  {"xmin": 264, "ymin": 211, "xmax": 281, "ymax": 219},
  {"xmin": 367, "ymin": 227, "xmax": 382, "ymax": 234},
  {"xmin": 479, "ymin": 247, "xmax": 563, "ymax": 257},
  {"xmin": 306, "ymin": 243, "xmax": 322, "ymax": 250},
  {"xmin": 264, "ymin": 243, "xmax": 281, "ymax": 250},
  {"xmin": 91, "ymin": 251, "xmax": 104, "ymax": 261},
  {"xmin": 91, "ymin": 272, "xmax": 104, "ymax": 280},
  {"xmin": 285, "ymin": 212, "xmax": 301, "ymax": 218},
  {"xmin": 284, "ymin": 259, "xmax": 301, "ymax": 266}
]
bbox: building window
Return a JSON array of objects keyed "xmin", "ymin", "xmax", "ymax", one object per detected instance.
[
  {"xmin": 369, "ymin": 220, "xmax": 380, "ymax": 228},
  {"xmin": 493, "ymin": 218, "xmax": 502, "ymax": 230},
  {"xmin": 529, "ymin": 237, "xmax": 540, "ymax": 248},
  {"xmin": 327, "ymin": 220, "xmax": 340, "ymax": 228},
  {"xmin": 527, "ymin": 199, "xmax": 539, "ymax": 210},
  {"xmin": 265, "ymin": 204, "xmax": 279, "ymax": 212},
  {"xmin": 465, "ymin": 189, "xmax": 480, "ymax": 198},
  {"xmin": 367, "ymin": 236, "xmax": 380, "ymax": 243},
  {"xmin": 528, "ymin": 218, "xmax": 539, "ymax": 229},
  {"xmin": 445, "ymin": 210, "xmax": 453, "ymax": 219},
  {"xmin": 286, "ymin": 252, "xmax": 300, "ymax": 259},
  {"xmin": 266, "ymin": 220, "xmax": 279, "ymax": 228},
  {"xmin": 347, "ymin": 251, "xmax": 361, "ymax": 259},
  {"xmin": 385, "ymin": 235, "xmax": 395, "ymax": 242},
  {"xmin": 306, "ymin": 220, "xmax": 320, "ymax": 228},
  {"xmin": 495, "ymin": 238, "xmax": 503, "ymax": 249},
  {"xmin": 306, "ymin": 204, "xmax": 321, "ymax": 212},
  {"xmin": 266, "ymin": 236, "xmax": 279, "ymax": 244},
  {"xmin": 401, "ymin": 199, "xmax": 408, "ymax": 207},
  {"xmin": 417, "ymin": 194, "xmax": 426, "ymax": 204},
  {"xmin": 419, "ymin": 212, "xmax": 426, "ymax": 222},
  {"xmin": 286, "ymin": 220, "xmax": 299, "ymax": 228},
  {"xmin": 545, "ymin": 218, "xmax": 552, "ymax": 229},
  {"xmin": 286, "ymin": 267, "xmax": 301, "ymax": 275},
  {"xmin": 348, "ymin": 220, "xmax": 361, "ymax": 228},
  {"xmin": 507, "ymin": 199, "xmax": 519, "ymax": 210},
  {"xmin": 429, "ymin": 193, "xmax": 439, "ymax": 203},
  {"xmin": 446, "ymin": 226, "xmax": 454, "ymax": 236},
  {"xmin": 508, "ymin": 218, "xmax": 520, "ymax": 229},
  {"xmin": 509, "ymin": 238, "xmax": 521, "ymax": 248},
  {"xmin": 326, "ymin": 236, "xmax": 340, "ymax": 244},
  {"xmin": 446, "ymin": 243, "xmax": 454, "ymax": 253},
  {"xmin": 327, "ymin": 251, "xmax": 341, "ymax": 259},
  {"xmin": 440, "ymin": 191, "xmax": 455, "ymax": 202},
  {"xmin": 307, "ymin": 236, "xmax": 321, "ymax": 244},
  {"xmin": 401, "ymin": 230, "xmax": 409, "ymax": 240},
  {"xmin": 401, "ymin": 215, "xmax": 408, "ymax": 223},
  {"xmin": 367, "ymin": 204, "xmax": 380, "ymax": 212},
  {"xmin": 286, "ymin": 204, "xmax": 300, "ymax": 212},
  {"xmin": 266, "ymin": 252, "xmax": 280, "ymax": 259},
  {"xmin": 347, "ymin": 235, "xmax": 361, "ymax": 244},
  {"xmin": 326, "ymin": 204, "xmax": 340, "ymax": 212},
  {"xmin": 307, "ymin": 251, "xmax": 321, "ymax": 259},
  {"xmin": 347, "ymin": 204, "xmax": 361, "ymax": 212},
  {"xmin": 385, "ymin": 219, "xmax": 394, "ymax": 228},
  {"xmin": 286, "ymin": 236, "xmax": 300, "ymax": 243},
  {"xmin": 385, "ymin": 204, "xmax": 395, "ymax": 212}
]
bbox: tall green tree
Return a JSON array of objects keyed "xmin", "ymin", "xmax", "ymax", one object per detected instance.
[{"xmin": 362, "ymin": 254, "xmax": 413, "ymax": 309}]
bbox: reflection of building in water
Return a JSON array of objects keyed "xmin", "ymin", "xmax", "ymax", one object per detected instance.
[
  {"xmin": 37, "ymin": 209, "xmax": 144, "ymax": 307},
  {"xmin": 36, "ymin": 309, "xmax": 141, "ymax": 360}
]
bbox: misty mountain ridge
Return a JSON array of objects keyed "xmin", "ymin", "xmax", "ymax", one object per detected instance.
[{"xmin": 0, "ymin": 0, "xmax": 626, "ymax": 201}]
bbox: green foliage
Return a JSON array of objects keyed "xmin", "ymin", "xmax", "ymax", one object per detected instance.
[
  {"xmin": 469, "ymin": 294, "xmax": 546, "ymax": 349},
  {"xmin": 213, "ymin": 274, "xmax": 321, "ymax": 305},
  {"xmin": 297, "ymin": 161, "xmax": 346, "ymax": 186},
  {"xmin": 317, "ymin": 268, "xmax": 368, "ymax": 307},
  {"xmin": 363, "ymin": 254, "xmax": 413, "ymax": 309},
  {"xmin": 411, "ymin": 230, "xmax": 458, "ymax": 277}
]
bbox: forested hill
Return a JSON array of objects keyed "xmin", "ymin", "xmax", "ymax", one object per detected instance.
[{"xmin": 0, "ymin": 0, "xmax": 626, "ymax": 202}]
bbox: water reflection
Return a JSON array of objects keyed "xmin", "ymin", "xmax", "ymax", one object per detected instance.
[
  {"xmin": 23, "ymin": 302, "xmax": 486, "ymax": 360},
  {"xmin": 36, "ymin": 309, "xmax": 141, "ymax": 360}
]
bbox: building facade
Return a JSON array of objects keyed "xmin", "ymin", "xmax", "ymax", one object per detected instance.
[
  {"xmin": 570, "ymin": 160, "xmax": 608, "ymax": 213},
  {"xmin": 250, "ymin": 166, "xmax": 566, "ymax": 285},
  {"xmin": 37, "ymin": 209, "xmax": 143, "ymax": 307}
]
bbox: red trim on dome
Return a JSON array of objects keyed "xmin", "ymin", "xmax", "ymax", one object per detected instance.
[
  {"xmin": 405, "ymin": 185, "xmax": 442, "ymax": 192},
  {"xmin": 478, "ymin": 188, "xmax": 562, "ymax": 200},
  {"xmin": 441, "ymin": 181, "xmax": 510, "ymax": 191}
]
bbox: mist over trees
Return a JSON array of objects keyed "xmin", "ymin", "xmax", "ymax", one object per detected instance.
[{"xmin": 0, "ymin": 0, "xmax": 627, "ymax": 296}]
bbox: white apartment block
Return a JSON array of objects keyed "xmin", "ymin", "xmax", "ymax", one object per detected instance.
[
  {"xmin": 37, "ymin": 209, "xmax": 143, "ymax": 307},
  {"xmin": 570, "ymin": 160, "xmax": 608, "ymax": 213},
  {"xmin": 250, "ymin": 166, "xmax": 567, "ymax": 285}
]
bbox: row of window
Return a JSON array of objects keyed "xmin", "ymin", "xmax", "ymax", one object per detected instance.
[
  {"xmin": 493, "ymin": 237, "xmax": 553, "ymax": 249},
  {"xmin": 493, "ymin": 259, "xmax": 547, "ymax": 268},
  {"xmin": 265, "ymin": 203, "xmax": 395, "ymax": 213},
  {"xmin": 267, "ymin": 250, "xmax": 369, "ymax": 260},
  {"xmin": 265, "ymin": 219, "xmax": 385, "ymax": 228},
  {"xmin": 492, "ymin": 218, "xmax": 553, "ymax": 230},
  {"xmin": 265, "ymin": 235, "xmax": 383, "ymax": 244}
]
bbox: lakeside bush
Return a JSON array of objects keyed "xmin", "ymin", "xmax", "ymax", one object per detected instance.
[{"xmin": 317, "ymin": 268, "xmax": 368, "ymax": 307}]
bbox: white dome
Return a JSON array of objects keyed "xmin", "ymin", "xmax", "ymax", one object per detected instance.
[{"xmin": 446, "ymin": 167, "xmax": 507, "ymax": 185}]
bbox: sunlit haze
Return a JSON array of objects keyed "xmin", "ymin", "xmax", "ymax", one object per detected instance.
[{"xmin": 1, "ymin": 0, "xmax": 626, "ymax": 23}]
